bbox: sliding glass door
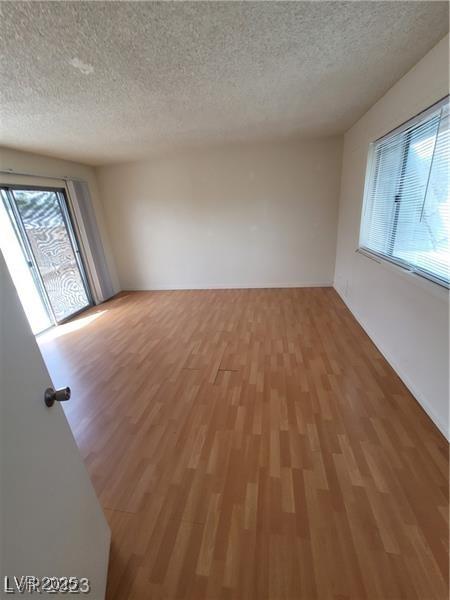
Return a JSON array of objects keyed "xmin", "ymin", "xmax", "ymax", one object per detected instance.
[{"xmin": 1, "ymin": 186, "xmax": 92, "ymax": 326}]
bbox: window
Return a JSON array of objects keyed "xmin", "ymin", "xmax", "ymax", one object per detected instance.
[
  {"xmin": 0, "ymin": 186, "xmax": 93, "ymax": 331},
  {"xmin": 360, "ymin": 97, "xmax": 449, "ymax": 287}
]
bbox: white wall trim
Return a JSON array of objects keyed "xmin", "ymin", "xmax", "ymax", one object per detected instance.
[
  {"xmin": 126, "ymin": 281, "xmax": 333, "ymax": 291},
  {"xmin": 334, "ymin": 284, "xmax": 449, "ymax": 441}
]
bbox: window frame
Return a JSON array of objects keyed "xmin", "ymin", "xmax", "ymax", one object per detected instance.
[{"xmin": 358, "ymin": 96, "xmax": 450, "ymax": 289}]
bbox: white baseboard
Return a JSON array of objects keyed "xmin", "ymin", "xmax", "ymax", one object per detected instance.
[
  {"xmin": 334, "ymin": 285, "xmax": 449, "ymax": 440},
  {"xmin": 128, "ymin": 281, "xmax": 333, "ymax": 291}
]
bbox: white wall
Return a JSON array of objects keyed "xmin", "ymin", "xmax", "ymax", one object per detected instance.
[
  {"xmin": 0, "ymin": 147, "xmax": 120, "ymax": 294},
  {"xmin": 334, "ymin": 35, "xmax": 449, "ymax": 438},
  {"xmin": 97, "ymin": 138, "xmax": 343, "ymax": 290}
]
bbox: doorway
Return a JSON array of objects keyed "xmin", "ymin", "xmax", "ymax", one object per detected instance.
[{"xmin": 0, "ymin": 185, "xmax": 92, "ymax": 334}]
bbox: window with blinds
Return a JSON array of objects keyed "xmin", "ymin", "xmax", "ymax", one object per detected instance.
[{"xmin": 360, "ymin": 97, "xmax": 449, "ymax": 287}]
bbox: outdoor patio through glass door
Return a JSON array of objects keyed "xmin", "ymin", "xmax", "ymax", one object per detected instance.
[{"xmin": 0, "ymin": 186, "xmax": 92, "ymax": 329}]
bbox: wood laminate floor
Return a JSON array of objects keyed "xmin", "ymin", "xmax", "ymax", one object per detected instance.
[{"xmin": 38, "ymin": 288, "xmax": 449, "ymax": 600}]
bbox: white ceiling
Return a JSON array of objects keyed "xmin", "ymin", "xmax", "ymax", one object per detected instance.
[{"xmin": 0, "ymin": 1, "xmax": 448, "ymax": 166}]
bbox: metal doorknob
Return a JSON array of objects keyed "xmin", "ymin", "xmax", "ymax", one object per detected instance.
[{"xmin": 45, "ymin": 386, "xmax": 71, "ymax": 407}]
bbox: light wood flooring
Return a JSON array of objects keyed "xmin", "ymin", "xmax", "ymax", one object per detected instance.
[{"xmin": 38, "ymin": 288, "xmax": 449, "ymax": 600}]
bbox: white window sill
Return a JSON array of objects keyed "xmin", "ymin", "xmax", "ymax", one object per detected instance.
[{"xmin": 355, "ymin": 248, "xmax": 450, "ymax": 301}]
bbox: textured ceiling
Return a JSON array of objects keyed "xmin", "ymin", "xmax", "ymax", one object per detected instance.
[{"xmin": 0, "ymin": 1, "xmax": 448, "ymax": 166}]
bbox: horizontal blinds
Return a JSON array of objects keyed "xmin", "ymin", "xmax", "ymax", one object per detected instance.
[{"xmin": 360, "ymin": 97, "xmax": 450, "ymax": 286}]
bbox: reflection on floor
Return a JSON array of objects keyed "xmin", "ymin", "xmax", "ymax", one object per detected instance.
[{"xmin": 38, "ymin": 289, "xmax": 449, "ymax": 600}]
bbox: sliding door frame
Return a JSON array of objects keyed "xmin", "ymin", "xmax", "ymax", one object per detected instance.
[
  {"xmin": 56, "ymin": 187, "xmax": 94, "ymax": 319},
  {"xmin": 1, "ymin": 187, "xmax": 55, "ymax": 326},
  {"xmin": 1, "ymin": 184, "xmax": 94, "ymax": 326}
]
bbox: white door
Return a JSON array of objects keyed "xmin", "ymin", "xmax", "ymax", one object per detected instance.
[{"xmin": 0, "ymin": 251, "xmax": 110, "ymax": 599}]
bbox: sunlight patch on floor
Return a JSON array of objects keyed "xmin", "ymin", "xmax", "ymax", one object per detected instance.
[{"xmin": 39, "ymin": 310, "xmax": 107, "ymax": 341}]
